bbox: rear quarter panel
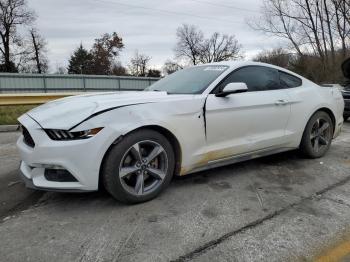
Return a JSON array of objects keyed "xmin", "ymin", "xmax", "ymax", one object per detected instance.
[{"xmin": 285, "ymin": 81, "xmax": 344, "ymax": 147}]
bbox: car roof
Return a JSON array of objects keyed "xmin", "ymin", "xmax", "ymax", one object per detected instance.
[
  {"xmin": 202, "ymin": 60, "xmax": 307, "ymax": 79},
  {"xmin": 203, "ymin": 60, "xmax": 282, "ymax": 70}
]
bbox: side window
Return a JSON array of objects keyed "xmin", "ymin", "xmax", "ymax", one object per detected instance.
[
  {"xmin": 218, "ymin": 66, "xmax": 281, "ymax": 92},
  {"xmin": 279, "ymin": 71, "xmax": 302, "ymax": 88}
]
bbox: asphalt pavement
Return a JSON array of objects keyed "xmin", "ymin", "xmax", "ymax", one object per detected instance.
[{"xmin": 0, "ymin": 122, "xmax": 350, "ymax": 262}]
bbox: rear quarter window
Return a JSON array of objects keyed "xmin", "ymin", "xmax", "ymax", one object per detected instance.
[{"xmin": 279, "ymin": 71, "xmax": 302, "ymax": 88}]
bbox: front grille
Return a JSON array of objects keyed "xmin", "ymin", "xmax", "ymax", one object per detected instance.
[{"xmin": 22, "ymin": 126, "xmax": 35, "ymax": 148}]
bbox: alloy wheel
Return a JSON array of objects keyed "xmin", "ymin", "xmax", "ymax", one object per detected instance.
[
  {"xmin": 310, "ymin": 118, "xmax": 332, "ymax": 153},
  {"xmin": 119, "ymin": 140, "xmax": 168, "ymax": 196}
]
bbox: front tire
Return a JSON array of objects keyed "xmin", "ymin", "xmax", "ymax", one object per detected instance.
[
  {"xmin": 102, "ymin": 129, "xmax": 175, "ymax": 204},
  {"xmin": 300, "ymin": 111, "xmax": 333, "ymax": 158}
]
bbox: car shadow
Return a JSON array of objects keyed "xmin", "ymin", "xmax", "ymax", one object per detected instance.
[{"xmin": 17, "ymin": 149, "xmax": 309, "ymax": 209}]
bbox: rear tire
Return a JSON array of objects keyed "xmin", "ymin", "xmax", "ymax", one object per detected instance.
[
  {"xmin": 102, "ymin": 129, "xmax": 175, "ymax": 204},
  {"xmin": 299, "ymin": 111, "xmax": 333, "ymax": 158}
]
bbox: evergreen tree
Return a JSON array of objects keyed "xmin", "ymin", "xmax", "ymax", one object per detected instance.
[{"xmin": 67, "ymin": 44, "xmax": 93, "ymax": 74}]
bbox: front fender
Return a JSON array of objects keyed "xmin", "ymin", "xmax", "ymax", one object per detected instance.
[{"xmin": 71, "ymin": 98, "xmax": 207, "ymax": 172}]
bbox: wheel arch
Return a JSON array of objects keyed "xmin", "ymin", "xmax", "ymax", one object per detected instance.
[
  {"xmin": 314, "ymin": 107, "xmax": 336, "ymax": 134},
  {"xmin": 299, "ymin": 107, "xmax": 336, "ymax": 158},
  {"xmin": 300, "ymin": 107, "xmax": 336, "ymax": 144},
  {"xmin": 98, "ymin": 125, "xmax": 182, "ymax": 190},
  {"xmin": 142, "ymin": 125, "xmax": 182, "ymax": 177}
]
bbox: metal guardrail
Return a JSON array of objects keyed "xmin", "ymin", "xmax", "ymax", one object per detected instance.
[
  {"xmin": 0, "ymin": 73, "xmax": 159, "ymax": 93},
  {"xmin": 0, "ymin": 93, "xmax": 82, "ymax": 106}
]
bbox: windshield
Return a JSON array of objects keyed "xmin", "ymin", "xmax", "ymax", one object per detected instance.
[{"xmin": 146, "ymin": 65, "xmax": 228, "ymax": 94}]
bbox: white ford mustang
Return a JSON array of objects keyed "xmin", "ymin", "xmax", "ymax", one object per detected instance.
[{"xmin": 17, "ymin": 61, "xmax": 344, "ymax": 203}]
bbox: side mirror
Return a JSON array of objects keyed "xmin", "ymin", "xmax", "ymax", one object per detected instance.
[{"xmin": 215, "ymin": 82, "xmax": 248, "ymax": 97}]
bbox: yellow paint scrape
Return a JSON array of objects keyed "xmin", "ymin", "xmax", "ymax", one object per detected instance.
[{"xmin": 314, "ymin": 240, "xmax": 350, "ymax": 262}]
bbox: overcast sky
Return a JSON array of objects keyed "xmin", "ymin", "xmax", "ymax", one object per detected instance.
[{"xmin": 27, "ymin": 0, "xmax": 286, "ymax": 72}]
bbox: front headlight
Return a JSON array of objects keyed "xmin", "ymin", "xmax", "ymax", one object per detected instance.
[{"xmin": 45, "ymin": 127, "xmax": 103, "ymax": 140}]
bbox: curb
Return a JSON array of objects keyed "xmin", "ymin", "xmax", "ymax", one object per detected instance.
[{"xmin": 0, "ymin": 125, "xmax": 20, "ymax": 132}]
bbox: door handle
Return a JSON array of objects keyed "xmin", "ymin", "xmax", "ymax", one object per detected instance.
[{"xmin": 275, "ymin": 99, "xmax": 289, "ymax": 106}]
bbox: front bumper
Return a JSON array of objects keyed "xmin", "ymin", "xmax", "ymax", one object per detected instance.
[
  {"xmin": 17, "ymin": 114, "xmax": 120, "ymax": 191},
  {"xmin": 19, "ymin": 166, "xmax": 90, "ymax": 192}
]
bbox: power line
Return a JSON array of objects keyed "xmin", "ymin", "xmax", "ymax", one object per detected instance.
[
  {"xmin": 92, "ymin": 0, "xmax": 246, "ymax": 25},
  {"xmin": 189, "ymin": 0, "xmax": 260, "ymax": 14}
]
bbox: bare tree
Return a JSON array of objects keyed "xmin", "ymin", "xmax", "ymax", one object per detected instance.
[
  {"xmin": 174, "ymin": 24, "xmax": 243, "ymax": 65},
  {"xmin": 28, "ymin": 28, "xmax": 48, "ymax": 73},
  {"xmin": 248, "ymin": 0, "xmax": 304, "ymax": 56},
  {"xmin": 253, "ymin": 48, "xmax": 294, "ymax": 68},
  {"xmin": 0, "ymin": 0, "xmax": 34, "ymax": 72},
  {"xmin": 174, "ymin": 24, "xmax": 203, "ymax": 65},
  {"xmin": 55, "ymin": 66, "xmax": 67, "ymax": 75},
  {"xmin": 331, "ymin": 0, "xmax": 350, "ymax": 58},
  {"xmin": 17, "ymin": 28, "xmax": 48, "ymax": 73},
  {"xmin": 199, "ymin": 32, "xmax": 242, "ymax": 63},
  {"xmin": 249, "ymin": 0, "xmax": 350, "ymax": 81},
  {"xmin": 162, "ymin": 59, "xmax": 183, "ymax": 75},
  {"xmin": 128, "ymin": 50, "xmax": 151, "ymax": 76}
]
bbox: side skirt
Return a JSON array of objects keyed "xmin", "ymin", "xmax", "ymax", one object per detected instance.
[{"xmin": 186, "ymin": 146, "xmax": 297, "ymax": 175}]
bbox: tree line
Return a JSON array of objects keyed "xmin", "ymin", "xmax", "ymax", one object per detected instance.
[
  {"xmin": 66, "ymin": 23, "xmax": 243, "ymax": 77},
  {"xmin": 250, "ymin": 0, "xmax": 350, "ymax": 83},
  {"xmin": 0, "ymin": 0, "xmax": 349, "ymax": 83},
  {"xmin": 67, "ymin": 41, "xmax": 161, "ymax": 77},
  {"xmin": 0, "ymin": 0, "xmax": 244, "ymax": 77}
]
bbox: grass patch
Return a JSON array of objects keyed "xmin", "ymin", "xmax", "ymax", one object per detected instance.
[{"xmin": 0, "ymin": 105, "xmax": 37, "ymax": 125}]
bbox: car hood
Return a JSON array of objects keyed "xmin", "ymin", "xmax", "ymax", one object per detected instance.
[{"xmin": 25, "ymin": 91, "xmax": 189, "ymax": 130}]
